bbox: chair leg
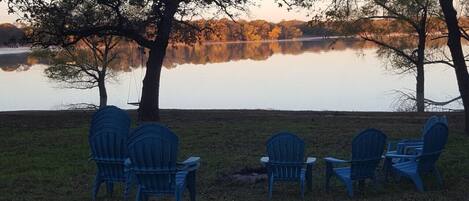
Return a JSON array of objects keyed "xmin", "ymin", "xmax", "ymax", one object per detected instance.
[
  {"xmin": 410, "ymin": 175, "xmax": 425, "ymax": 192},
  {"xmin": 433, "ymin": 168, "xmax": 443, "ymax": 188},
  {"xmin": 300, "ymin": 179, "xmax": 305, "ymax": 199},
  {"xmin": 124, "ymin": 174, "xmax": 133, "ymax": 201},
  {"xmin": 106, "ymin": 181, "xmax": 114, "ymax": 197},
  {"xmin": 306, "ymin": 164, "xmax": 313, "ymax": 191},
  {"xmin": 384, "ymin": 158, "xmax": 392, "ymax": 182},
  {"xmin": 268, "ymin": 176, "xmax": 274, "ymax": 200},
  {"xmin": 325, "ymin": 163, "xmax": 332, "ymax": 192},
  {"xmin": 176, "ymin": 185, "xmax": 184, "ymax": 201},
  {"xmin": 92, "ymin": 176, "xmax": 102, "ymax": 201},
  {"xmin": 345, "ymin": 180, "xmax": 354, "ymax": 198},
  {"xmin": 188, "ymin": 171, "xmax": 197, "ymax": 201},
  {"xmin": 136, "ymin": 187, "xmax": 143, "ymax": 201}
]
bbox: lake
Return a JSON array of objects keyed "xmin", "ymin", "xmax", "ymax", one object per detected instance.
[{"xmin": 0, "ymin": 38, "xmax": 462, "ymax": 111}]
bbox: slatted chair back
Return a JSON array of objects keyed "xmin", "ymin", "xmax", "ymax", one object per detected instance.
[
  {"xmin": 350, "ymin": 129, "xmax": 387, "ymax": 180},
  {"xmin": 92, "ymin": 105, "xmax": 127, "ymax": 121},
  {"xmin": 89, "ymin": 128, "xmax": 129, "ymax": 180},
  {"xmin": 266, "ymin": 132, "xmax": 305, "ymax": 180},
  {"xmin": 128, "ymin": 124, "xmax": 179, "ymax": 194},
  {"xmin": 418, "ymin": 123, "xmax": 448, "ymax": 173},
  {"xmin": 422, "ymin": 116, "xmax": 448, "ymax": 136},
  {"xmin": 90, "ymin": 106, "xmax": 131, "ymax": 132},
  {"xmin": 89, "ymin": 106, "xmax": 131, "ymax": 181}
]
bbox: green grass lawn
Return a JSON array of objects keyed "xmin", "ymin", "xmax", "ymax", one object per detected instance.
[{"xmin": 1, "ymin": 110, "xmax": 468, "ymax": 201}]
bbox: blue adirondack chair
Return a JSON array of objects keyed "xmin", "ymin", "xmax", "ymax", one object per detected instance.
[
  {"xmin": 92, "ymin": 105, "xmax": 126, "ymax": 120},
  {"xmin": 387, "ymin": 116, "xmax": 447, "ymax": 157},
  {"xmin": 89, "ymin": 106, "xmax": 132, "ymax": 201},
  {"xmin": 127, "ymin": 123, "xmax": 200, "ymax": 201},
  {"xmin": 385, "ymin": 122, "xmax": 448, "ymax": 192},
  {"xmin": 324, "ymin": 128, "xmax": 387, "ymax": 198},
  {"xmin": 91, "ymin": 106, "xmax": 131, "ymax": 130},
  {"xmin": 260, "ymin": 132, "xmax": 316, "ymax": 200}
]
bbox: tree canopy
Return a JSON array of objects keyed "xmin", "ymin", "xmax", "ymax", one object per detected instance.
[{"xmin": 6, "ymin": 0, "xmax": 251, "ymax": 47}]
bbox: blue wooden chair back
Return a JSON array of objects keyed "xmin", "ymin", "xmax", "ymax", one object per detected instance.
[
  {"xmin": 89, "ymin": 129, "xmax": 129, "ymax": 180},
  {"xmin": 422, "ymin": 116, "xmax": 448, "ymax": 136},
  {"xmin": 266, "ymin": 132, "xmax": 305, "ymax": 180},
  {"xmin": 89, "ymin": 106, "xmax": 131, "ymax": 180},
  {"xmin": 92, "ymin": 106, "xmax": 128, "ymax": 121},
  {"xmin": 90, "ymin": 106, "xmax": 131, "ymax": 132},
  {"xmin": 351, "ymin": 129, "xmax": 387, "ymax": 180},
  {"xmin": 418, "ymin": 122, "xmax": 448, "ymax": 173},
  {"xmin": 128, "ymin": 124, "xmax": 179, "ymax": 194}
]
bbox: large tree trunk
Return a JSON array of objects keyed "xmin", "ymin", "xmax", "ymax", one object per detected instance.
[
  {"xmin": 416, "ymin": 28, "xmax": 426, "ymax": 112},
  {"xmin": 98, "ymin": 78, "xmax": 107, "ymax": 108},
  {"xmin": 138, "ymin": 48, "xmax": 165, "ymax": 121},
  {"xmin": 137, "ymin": 3, "xmax": 177, "ymax": 122},
  {"xmin": 439, "ymin": 0, "xmax": 469, "ymax": 134},
  {"xmin": 415, "ymin": 63, "xmax": 425, "ymax": 112}
]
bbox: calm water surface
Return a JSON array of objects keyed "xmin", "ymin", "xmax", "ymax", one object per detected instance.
[{"xmin": 0, "ymin": 39, "xmax": 461, "ymax": 111}]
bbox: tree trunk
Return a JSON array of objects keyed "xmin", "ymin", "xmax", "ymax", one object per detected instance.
[
  {"xmin": 138, "ymin": 48, "xmax": 165, "ymax": 122},
  {"xmin": 137, "ymin": 3, "xmax": 177, "ymax": 122},
  {"xmin": 98, "ymin": 78, "xmax": 107, "ymax": 108},
  {"xmin": 416, "ymin": 28, "xmax": 426, "ymax": 112},
  {"xmin": 439, "ymin": 0, "xmax": 469, "ymax": 134}
]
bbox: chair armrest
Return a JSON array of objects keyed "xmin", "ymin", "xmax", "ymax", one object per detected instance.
[
  {"xmin": 260, "ymin": 156, "xmax": 269, "ymax": 165},
  {"xmin": 385, "ymin": 153, "xmax": 418, "ymax": 159},
  {"xmin": 398, "ymin": 142, "xmax": 424, "ymax": 148},
  {"xmin": 306, "ymin": 157, "xmax": 317, "ymax": 165},
  {"xmin": 175, "ymin": 170, "xmax": 189, "ymax": 189},
  {"xmin": 403, "ymin": 144, "xmax": 424, "ymax": 154},
  {"xmin": 177, "ymin": 157, "xmax": 200, "ymax": 171},
  {"xmin": 388, "ymin": 139, "xmax": 423, "ymax": 152},
  {"xmin": 403, "ymin": 138, "xmax": 423, "ymax": 143},
  {"xmin": 324, "ymin": 157, "xmax": 350, "ymax": 164},
  {"xmin": 386, "ymin": 150, "xmax": 398, "ymax": 155},
  {"xmin": 181, "ymin": 157, "xmax": 200, "ymax": 166}
]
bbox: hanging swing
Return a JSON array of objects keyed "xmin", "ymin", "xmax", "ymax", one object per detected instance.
[{"xmin": 126, "ymin": 45, "xmax": 145, "ymax": 106}]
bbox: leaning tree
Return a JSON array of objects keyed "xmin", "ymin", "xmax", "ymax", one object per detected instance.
[
  {"xmin": 5, "ymin": 0, "xmax": 250, "ymax": 121},
  {"xmin": 438, "ymin": 0, "xmax": 469, "ymax": 135}
]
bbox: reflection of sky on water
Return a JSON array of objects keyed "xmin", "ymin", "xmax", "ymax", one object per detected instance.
[{"xmin": 0, "ymin": 47, "xmax": 461, "ymax": 111}]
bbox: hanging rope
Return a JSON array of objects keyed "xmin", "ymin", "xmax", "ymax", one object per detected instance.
[{"xmin": 127, "ymin": 45, "xmax": 145, "ymax": 106}]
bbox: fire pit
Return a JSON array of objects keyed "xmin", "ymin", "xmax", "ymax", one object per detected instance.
[{"xmin": 225, "ymin": 166, "xmax": 268, "ymax": 184}]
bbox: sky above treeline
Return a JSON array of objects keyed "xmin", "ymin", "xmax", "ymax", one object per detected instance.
[{"xmin": 0, "ymin": 0, "xmax": 311, "ymax": 24}]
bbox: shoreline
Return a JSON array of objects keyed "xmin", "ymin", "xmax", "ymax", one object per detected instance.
[{"xmin": 0, "ymin": 108, "xmax": 462, "ymax": 113}]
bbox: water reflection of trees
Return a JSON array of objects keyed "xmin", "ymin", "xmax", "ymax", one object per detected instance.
[
  {"xmin": 0, "ymin": 39, "xmax": 373, "ymax": 72},
  {"xmin": 162, "ymin": 38, "xmax": 374, "ymax": 68},
  {"xmin": 1, "ymin": 37, "xmax": 453, "ymax": 72},
  {"xmin": 0, "ymin": 53, "xmax": 37, "ymax": 71}
]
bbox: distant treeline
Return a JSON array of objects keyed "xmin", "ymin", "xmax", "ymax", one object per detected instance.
[
  {"xmin": 3, "ymin": 18, "xmax": 467, "ymax": 46},
  {"xmin": 0, "ymin": 23, "xmax": 27, "ymax": 47},
  {"xmin": 0, "ymin": 20, "xmax": 335, "ymax": 46},
  {"xmin": 191, "ymin": 19, "xmax": 336, "ymax": 42}
]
